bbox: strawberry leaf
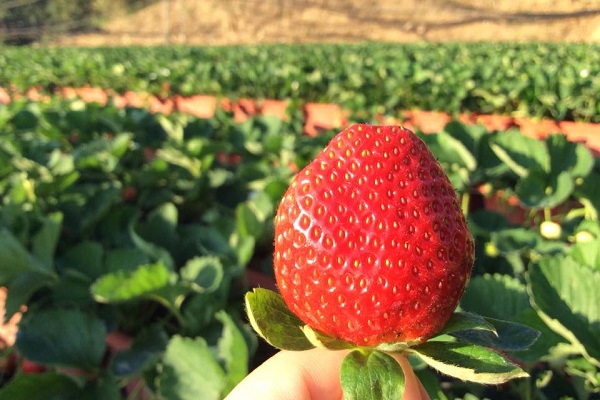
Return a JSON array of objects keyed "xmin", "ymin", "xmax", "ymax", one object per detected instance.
[
  {"xmin": 545, "ymin": 134, "xmax": 594, "ymax": 179},
  {"xmin": 373, "ymin": 340, "xmax": 421, "ymax": 353},
  {"xmin": 91, "ymin": 261, "xmax": 172, "ymax": 303},
  {"xmin": 409, "ymin": 341, "xmax": 529, "ymax": 384},
  {"xmin": 245, "ymin": 288, "xmax": 314, "ymax": 351},
  {"xmin": 439, "ymin": 311, "xmax": 497, "ymax": 336},
  {"xmin": 17, "ymin": 309, "xmax": 107, "ymax": 369},
  {"xmin": 528, "ymin": 255, "xmax": 600, "ymax": 365},
  {"xmin": 450, "ymin": 317, "xmax": 540, "ymax": 352},
  {"xmin": 179, "ymin": 256, "xmax": 224, "ymax": 294},
  {"xmin": 0, "ymin": 373, "xmax": 82, "ymax": 400},
  {"xmin": 340, "ymin": 350, "xmax": 405, "ymax": 400},
  {"xmin": 0, "ymin": 228, "xmax": 56, "ymax": 285},
  {"xmin": 157, "ymin": 335, "xmax": 226, "ymax": 400},
  {"xmin": 301, "ymin": 325, "xmax": 354, "ymax": 350},
  {"xmin": 489, "ymin": 129, "xmax": 549, "ymax": 176},
  {"xmin": 516, "ymin": 170, "xmax": 574, "ymax": 209}
]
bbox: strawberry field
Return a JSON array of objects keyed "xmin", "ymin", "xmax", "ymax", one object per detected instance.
[
  {"xmin": 0, "ymin": 43, "xmax": 600, "ymax": 399},
  {"xmin": 1, "ymin": 43, "xmax": 600, "ymax": 121}
]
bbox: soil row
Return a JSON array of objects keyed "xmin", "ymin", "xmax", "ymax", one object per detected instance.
[{"xmin": 1, "ymin": 85, "xmax": 600, "ymax": 154}]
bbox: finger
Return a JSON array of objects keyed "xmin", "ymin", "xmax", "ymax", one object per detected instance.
[
  {"xmin": 394, "ymin": 355, "xmax": 431, "ymax": 400},
  {"xmin": 225, "ymin": 348, "xmax": 347, "ymax": 400},
  {"xmin": 226, "ymin": 348, "xmax": 431, "ymax": 400}
]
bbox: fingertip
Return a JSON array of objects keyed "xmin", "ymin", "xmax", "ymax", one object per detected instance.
[
  {"xmin": 227, "ymin": 348, "xmax": 429, "ymax": 400},
  {"xmin": 395, "ymin": 355, "xmax": 431, "ymax": 400},
  {"xmin": 225, "ymin": 348, "xmax": 348, "ymax": 400}
]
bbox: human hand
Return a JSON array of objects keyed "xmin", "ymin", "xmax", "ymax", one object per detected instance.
[{"xmin": 225, "ymin": 348, "xmax": 430, "ymax": 400}]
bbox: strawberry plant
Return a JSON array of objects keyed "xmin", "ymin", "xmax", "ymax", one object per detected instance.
[
  {"xmin": 245, "ymin": 124, "xmax": 539, "ymax": 399},
  {"xmin": 1, "ymin": 95, "xmax": 600, "ymax": 398},
  {"xmin": 0, "ymin": 97, "xmax": 306, "ymax": 399},
  {"xmin": 1, "ymin": 42, "xmax": 600, "ymax": 121}
]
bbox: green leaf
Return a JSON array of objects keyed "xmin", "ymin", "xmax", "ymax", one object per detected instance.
[
  {"xmin": 215, "ymin": 311, "xmax": 249, "ymax": 395},
  {"xmin": 10, "ymin": 108, "xmax": 39, "ymax": 130},
  {"xmin": 528, "ymin": 255, "xmax": 600, "ymax": 365},
  {"xmin": 17, "ymin": 309, "xmax": 107, "ymax": 369},
  {"xmin": 460, "ymin": 274, "xmax": 563, "ymax": 362},
  {"xmin": 156, "ymin": 147, "xmax": 202, "ymax": 177},
  {"xmin": 111, "ymin": 325, "xmax": 169, "ymax": 377},
  {"xmin": 208, "ymin": 168, "xmax": 233, "ymax": 188},
  {"xmin": 180, "ymin": 225, "xmax": 232, "ymax": 258},
  {"xmin": 232, "ymin": 235, "xmax": 256, "ymax": 267},
  {"xmin": 59, "ymin": 241, "xmax": 104, "ymax": 280},
  {"xmin": 0, "ymin": 229, "xmax": 54, "ymax": 286},
  {"xmin": 443, "ymin": 120, "xmax": 487, "ymax": 157},
  {"xmin": 576, "ymin": 170, "xmax": 600, "ymax": 217},
  {"xmin": 30, "ymin": 212, "xmax": 62, "ymax": 269},
  {"xmin": 460, "ymin": 274, "xmax": 531, "ymax": 321},
  {"xmin": 157, "ymin": 335, "xmax": 226, "ymax": 400},
  {"xmin": 569, "ymin": 220, "xmax": 600, "ymax": 270},
  {"xmin": 468, "ymin": 210, "xmax": 511, "ymax": 237},
  {"xmin": 129, "ymin": 219, "xmax": 175, "ymax": 271},
  {"xmin": 565, "ymin": 357, "xmax": 600, "ymax": 393},
  {"xmin": 340, "ymin": 350, "xmax": 405, "ymax": 400},
  {"xmin": 0, "ymin": 372, "xmax": 81, "ymax": 400},
  {"xmin": 301, "ymin": 325, "xmax": 354, "ymax": 350},
  {"xmin": 410, "ymin": 341, "xmax": 529, "ymax": 384},
  {"xmin": 81, "ymin": 371, "xmax": 120, "ymax": 400},
  {"xmin": 104, "ymin": 247, "xmax": 150, "ymax": 274},
  {"xmin": 422, "ymin": 131, "xmax": 477, "ymax": 171},
  {"xmin": 245, "ymin": 288, "xmax": 314, "ymax": 351},
  {"xmin": 545, "ymin": 134, "xmax": 594, "ymax": 178},
  {"xmin": 135, "ymin": 202, "xmax": 179, "ymax": 252},
  {"xmin": 71, "ymin": 182, "xmax": 123, "ymax": 233},
  {"xmin": 4, "ymin": 271, "xmax": 55, "ymax": 320},
  {"xmin": 489, "ymin": 130, "xmax": 549, "ymax": 176},
  {"xmin": 72, "ymin": 137, "xmax": 119, "ymax": 172},
  {"xmin": 109, "ymin": 132, "xmax": 133, "ymax": 158},
  {"xmin": 476, "ymin": 134, "xmax": 510, "ymax": 178},
  {"xmin": 181, "ymin": 291, "xmax": 225, "ymax": 334},
  {"xmin": 438, "ymin": 311, "xmax": 497, "ymax": 336},
  {"xmin": 157, "ymin": 114, "xmax": 185, "ymax": 143},
  {"xmin": 450, "ymin": 318, "xmax": 540, "ymax": 352},
  {"xmin": 575, "ymin": 235, "xmax": 600, "ymax": 267},
  {"xmin": 91, "ymin": 261, "xmax": 171, "ymax": 303},
  {"xmin": 236, "ymin": 202, "xmax": 263, "ymax": 239},
  {"xmin": 516, "ymin": 170, "xmax": 574, "ymax": 209},
  {"xmin": 490, "ymin": 228, "xmax": 540, "ymax": 255},
  {"xmin": 180, "ymin": 256, "xmax": 224, "ymax": 293}
]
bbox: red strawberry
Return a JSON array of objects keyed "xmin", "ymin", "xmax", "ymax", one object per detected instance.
[{"xmin": 273, "ymin": 124, "xmax": 474, "ymax": 347}]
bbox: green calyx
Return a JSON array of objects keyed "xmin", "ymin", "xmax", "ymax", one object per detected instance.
[{"xmin": 246, "ymin": 288, "xmax": 539, "ymax": 400}]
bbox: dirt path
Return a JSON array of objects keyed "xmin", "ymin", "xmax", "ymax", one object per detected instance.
[{"xmin": 56, "ymin": 0, "xmax": 600, "ymax": 46}]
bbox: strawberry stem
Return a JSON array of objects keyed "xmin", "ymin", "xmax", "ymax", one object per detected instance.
[
  {"xmin": 461, "ymin": 192, "xmax": 470, "ymax": 216},
  {"xmin": 543, "ymin": 207, "xmax": 551, "ymax": 222}
]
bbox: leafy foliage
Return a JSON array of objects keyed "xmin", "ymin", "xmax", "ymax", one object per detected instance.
[
  {"xmin": 0, "ymin": 98, "xmax": 302, "ymax": 398},
  {"xmin": 0, "ymin": 94, "xmax": 599, "ymax": 398},
  {"xmin": 1, "ymin": 43, "xmax": 600, "ymax": 121}
]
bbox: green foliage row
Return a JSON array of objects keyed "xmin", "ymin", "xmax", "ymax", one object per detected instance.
[
  {"xmin": 0, "ymin": 97, "xmax": 599, "ymax": 399},
  {"xmin": 1, "ymin": 42, "xmax": 599, "ymax": 121}
]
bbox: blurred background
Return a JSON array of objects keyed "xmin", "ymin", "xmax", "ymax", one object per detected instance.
[{"xmin": 2, "ymin": 0, "xmax": 600, "ymax": 46}]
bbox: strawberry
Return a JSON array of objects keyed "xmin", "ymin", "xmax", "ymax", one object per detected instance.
[{"xmin": 273, "ymin": 124, "xmax": 474, "ymax": 347}]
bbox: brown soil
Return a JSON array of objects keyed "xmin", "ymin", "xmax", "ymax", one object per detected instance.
[{"xmin": 55, "ymin": 0, "xmax": 600, "ymax": 46}]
